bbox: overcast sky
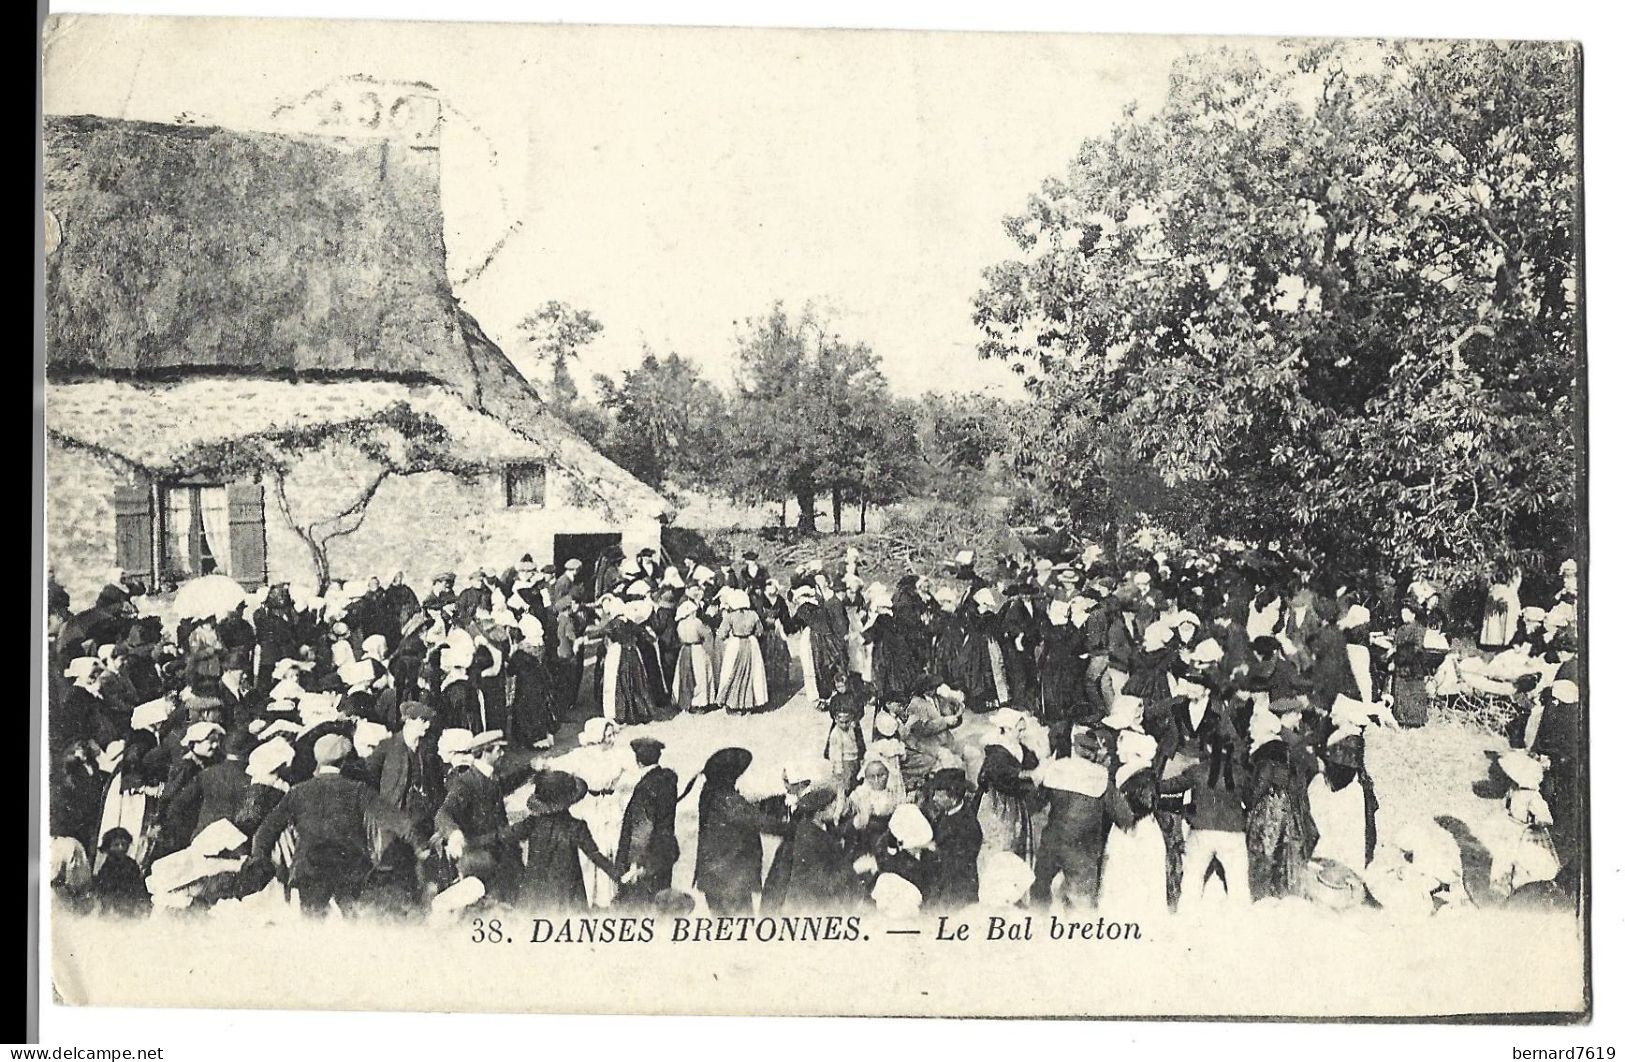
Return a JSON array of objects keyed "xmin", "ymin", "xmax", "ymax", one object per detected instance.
[{"xmin": 42, "ymin": 16, "xmax": 1223, "ymax": 397}]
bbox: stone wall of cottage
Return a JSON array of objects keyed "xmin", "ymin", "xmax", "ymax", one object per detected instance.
[
  {"xmin": 262, "ymin": 445, "xmax": 663, "ymax": 593},
  {"xmin": 44, "ymin": 439, "xmax": 129, "ymax": 610},
  {"xmin": 44, "ymin": 434, "xmax": 663, "ymax": 612}
]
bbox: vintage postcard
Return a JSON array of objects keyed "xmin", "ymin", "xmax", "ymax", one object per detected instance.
[{"xmin": 40, "ymin": 14, "xmax": 1586, "ymax": 1020}]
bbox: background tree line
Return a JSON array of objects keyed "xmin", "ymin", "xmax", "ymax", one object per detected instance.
[
  {"xmin": 513, "ymin": 300, "xmax": 1020, "ymax": 533},
  {"xmin": 510, "ymin": 38, "xmax": 1579, "ymax": 592}
]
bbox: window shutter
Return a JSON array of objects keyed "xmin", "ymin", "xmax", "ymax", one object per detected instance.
[
  {"xmin": 226, "ymin": 480, "xmax": 268, "ymax": 587},
  {"xmin": 113, "ymin": 483, "xmax": 155, "ymax": 583}
]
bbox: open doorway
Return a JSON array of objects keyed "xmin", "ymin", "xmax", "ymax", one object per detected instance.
[{"xmin": 554, "ymin": 532, "xmax": 622, "ymax": 593}]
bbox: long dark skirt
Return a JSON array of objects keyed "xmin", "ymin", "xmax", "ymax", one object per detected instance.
[
  {"xmin": 1393, "ymin": 676, "xmax": 1430, "ymax": 728},
  {"xmin": 1246, "ymin": 787, "xmax": 1315, "ymax": 900},
  {"xmin": 760, "ymin": 626, "xmax": 795, "ymax": 706}
]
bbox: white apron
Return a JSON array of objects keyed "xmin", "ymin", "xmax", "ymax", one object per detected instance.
[
  {"xmin": 601, "ymin": 641, "xmax": 622, "ymax": 722},
  {"xmin": 1307, "ymin": 774, "xmax": 1369, "ymax": 869},
  {"xmin": 1098, "ymin": 816, "xmax": 1167, "ymax": 915}
]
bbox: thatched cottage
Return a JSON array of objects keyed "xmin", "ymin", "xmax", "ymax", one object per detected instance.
[{"xmin": 44, "ymin": 112, "xmax": 671, "ymax": 605}]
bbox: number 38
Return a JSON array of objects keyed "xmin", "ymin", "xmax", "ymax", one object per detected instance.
[{"xmin": 470, "ymin": 917, "xmax": 505, "ymax": 943}]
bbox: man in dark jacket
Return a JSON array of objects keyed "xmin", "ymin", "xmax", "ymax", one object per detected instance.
[
  {"xmin": 253, "ymin": 586, "xmax": 301, "ymax": 692},
  {"xmin": 615, "ymin": 738, "xmax": 680, "ymax": 906},
  {"xmin": 551, "ymin": 559, "xmax": 583, "ymax": 610},
  {"xmin": 50, "ymin": 742, "xmax": 107, "ymax": 856},
  {"xmin": 760, "ymin": 786, "xmax": 861, "ymax": 912},
  {"xmin": 163, "ymin": 728, "xmax": 254, "ymax": 844},
  {"xmin": 1000, "ymin": 586, "xmax": 1044, "ymax": 713},
  {"xmin": 1029, "ymin": 729, "xmax": 1116, "ymax": 909},
  {"xmin": 366, "ymin": 702, "xmax": 446, "ymax": 836},
  {"xmin": 251, "ymin": 734, "xmax": 413, "ymax": 915},
  {"xmin": 736, "ymin": 551, "xmax": 769, "ymax": 592},
  {"xmin": 1106, "ymin": 597, "xmax": 1143, "ymax": 676},
  {"xmin": 434, "ymin": 730, "xmax": 522, "ymax": 901},
  {"xmin": 61, "ymin": 584, "xmax": 135, "ymax": 661},
  {"xmin": 924, "ymin": 768, "xmax": 981, "ymax": 909},
  {"xmin": 1533, "ymin": 676, "xmax": 1583, "ymax": 884},
  {"xmin": 554, "ymin": 599, "xmax": 587, "ymax": 714}
]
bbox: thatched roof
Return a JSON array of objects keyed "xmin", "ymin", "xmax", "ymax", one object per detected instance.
[
  {"xmin": 43, "ymin": 114, "xmax": 672, "ymax": 524},
  {"xmin": 44, "ymin": 114, "xmax": 464, "ymax": 380},
  {"xmin": 47, "ymin": 377, "xmax": 548, "ymax": 474}
]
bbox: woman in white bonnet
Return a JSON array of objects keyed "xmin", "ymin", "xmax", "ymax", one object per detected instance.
[
  {"xmin": 1098, "ymin": 729, "xmax": 1171, "ymax": 914},
  {"xmin": 94, "ymin": 697, "xmax": 171, "ymax": 872},
  {"xmin": 1491, "ymin": 750, "xmax": 1561, "ymax": 898},
  {"xmin": 974, "ymin": 707, "xmax": 1038, "ymax": 874},
  {"xmin": 553, "ymin": 717, "xmax": 630, "ymax": 908},
  {"xmin": 671, "ymin": 598, "xmax": 720, "ymax": 713},
  {"xmin": 597, "ymin": 596, "xmax": 656, "ymax": 725},
  {"xmin": 715, "ymin": 588, "xmax": 769, "ymax": 715}
]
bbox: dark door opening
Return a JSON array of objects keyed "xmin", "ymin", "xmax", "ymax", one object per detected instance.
[{"xmin": 554, "ymin": 532, "xmax": 622, "ymax": 597}]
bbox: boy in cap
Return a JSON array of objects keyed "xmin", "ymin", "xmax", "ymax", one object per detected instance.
[
  {"xmin": 924, "ymin": 768, "xmax": 980, "ymax": 909},
  {"xmin": 615, "ymin": 737, "xmax": 680, "ymax": 906}
]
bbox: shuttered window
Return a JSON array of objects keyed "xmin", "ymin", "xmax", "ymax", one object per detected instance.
[
  {"xmin": 226, "ymin": 481, "xmax": 268, "ymax": 586},
  {"xmin": 154, "ymin": 479, "xmax": 268, "ymax": 586},
  {"xmin": 112, "ymin": 482, "xmax": 155, "ymax": 584}
]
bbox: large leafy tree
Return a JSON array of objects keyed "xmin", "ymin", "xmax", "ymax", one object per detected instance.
[
  {"xmin": 729, "ymin": 303, "xmax": 917, "ymax": 531},
  {"xmin": 913, "ymin": 390, "xmax": 1020, "ymax": 506},
  {"xmin": 594, "ymin": 349, "xmax": 728, "ymax": 489},
  {"xmin": 974, "ymin": 40, "xmax": 1579, "ymax": 588}
]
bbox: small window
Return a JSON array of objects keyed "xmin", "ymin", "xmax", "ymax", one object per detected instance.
[
  {"xmin": 153, "ymin": 480, "xmax": 267, "ymax": 585},
  {"xmin": 504, "ymin": 464, "xmax": 547, "ymax": 507}
]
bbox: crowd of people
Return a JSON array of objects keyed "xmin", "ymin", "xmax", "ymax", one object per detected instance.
[{"xmin": 45, "ymin": 537, "xmax": 1583, "ymax": 923}]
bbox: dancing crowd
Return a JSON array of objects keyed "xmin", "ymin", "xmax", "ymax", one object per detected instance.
[{"xmin": 46, "ymin": 537, "xmax": 1583, "ymax": 922}]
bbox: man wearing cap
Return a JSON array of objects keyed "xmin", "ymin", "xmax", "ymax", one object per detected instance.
[
  {"xmin": 554, "ymin": 595, "xmax": 588, "ymax": 713},
  {"xmin": 1029, "ymin": 727, "xmax": 1116, "ymax": 909},
  {"xmin": 552, "ymin": 558, "xmax": 584, "ymax": 611},
  {"xmin": 760, "ymin": 785, "xmax": 862, "ymax": 913},
  {"xmin": 614, "ymin": 738, "xmax": 680, "ymax": 907},
  {"xmin": 252, "ymin": 733, "xmax": 414, "ymax": 915},
  {"xmin": 434, "ymin": 730, "xmax": 523, "ymax": 902},
  {"xmin": 421, "ymin": 573, "xmax": 457, "ymax": 614},
  {"xmin": 367, "ymin": 702, "xmax": 447, "ymax": 838},
  {"xmin": 1106, "ymin": 595, "xmax": 1145, "ymax": 680},
  {"xmin": 61, "ymin": 584, "xmax": 136, "ymax": 664}
]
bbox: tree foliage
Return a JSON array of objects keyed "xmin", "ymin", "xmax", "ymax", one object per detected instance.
[
  {"xmin": 974, "ymin": 40, "xmax": 1580, "ymax": 586},
  {"xmin": 912, "ymin": 390, "xmax": 1020, "ymax": 506},
  {"xmin": 514, "ymin": 300, "xmax": 604, "ymax": 406},
  {"xmin": 728, "ymin": 303, "xmax": 919, "ymax": 530},
  {"xmin": 594, "ymin": 349, "xmax": 728, "ymax": 489}
]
